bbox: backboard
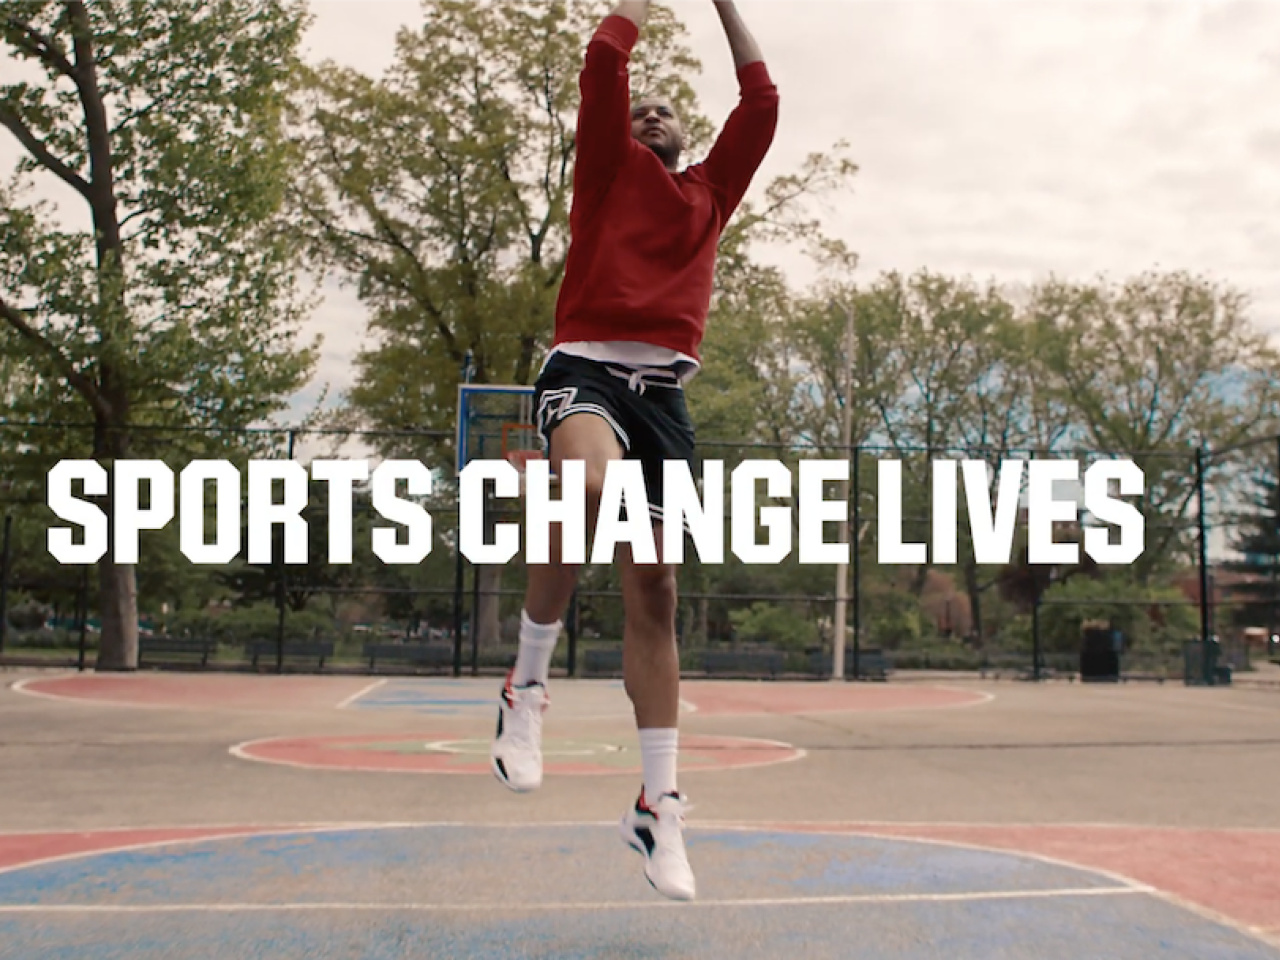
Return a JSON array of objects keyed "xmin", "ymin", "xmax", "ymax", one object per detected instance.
[{"xmin": 455, "ymin": 384, "xmax": 540, "ymax": 475}]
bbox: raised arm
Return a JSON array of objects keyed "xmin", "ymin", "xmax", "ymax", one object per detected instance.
[
  {"xmin": 713, "ymin": 1, "xmax": 764, "ymax": 69},
  {"xmin": 698, "ymin": 2, "xmax": 779, "ymax": 219},
  {"xmin": 573, "ymin": 3, "xmax": 650, "ymax": 210}
]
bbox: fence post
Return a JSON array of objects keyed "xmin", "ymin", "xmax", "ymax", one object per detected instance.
[
  {"xmin": 0, "ymin": 513, "xmax": 11, "ymax": 655},
  {"xmin": 1195, "ymin": 443, "xmax": 1212, "ymax": 684},
  {"xmin": 452, "ymin": 503, "xmax": 465, "ymax": 679},
  {"xmin": 851, "ymin": 445, "xmax": 862, "ymax": 681},
  {"xmin": 831, "ymin": 300, "xmax": 855, "ymax": 680},
  {"xmin": 76, "ymin": 567, "xmax": 89, "ymax": 672},
  {"xmin": 832, "ymin": 458, "xmax": 850, "ymax": 681},
  {"xmin": 452, "ymin": 352, "xmax": 474, "ymax": 679},
  {"xmin": 470, "ymin": 564, "xmax": 480, "ymax": 677},
  {"xmin": 565, "ymin": 588, "xmax": 579, "ymax": 678},
  {"xmin": 275, "ymin": 429, "xmax": 296, "ymax": 674},
  {"xmin": 1273, "ymin": 435, "xmax": 1280, "ymax": 644}
]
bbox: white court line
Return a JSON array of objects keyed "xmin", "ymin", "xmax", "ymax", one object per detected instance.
[
  {"xmin": 0, "ymin": 886, "xmax": 1151, "ymax": 914},
  {"xmin": 3, "ymin": 819, "xmax": 1273, "ymax": 944},
  {"xmin": 336, "ymin": 679, "xmax": 386, "ymax": 710},
  {"xmin": 711, "ymin": 824, "xmax": 1280, "ymax": 952},
  {"xmin": 9, "ymin": 674, "xmax": 372, "ymax": 716},
  {"xmin": 226, "ymin": 735, "xmax": 808, "ymax": 776},
  {"xmin": 0, "ymin": 819, "xmax": 1128, "ymax": 887},
  {"xmin": 7, "ymin": 676, "xmax": 183, "ymax": 713},
  {"xmin": 932, "ymin": 687, "xmax": 996, "ymax": 709}
]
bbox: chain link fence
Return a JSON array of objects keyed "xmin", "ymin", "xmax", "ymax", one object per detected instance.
[{"xmin": 2, "ymin": 419, "xmax": 1275, "ymax": 683}]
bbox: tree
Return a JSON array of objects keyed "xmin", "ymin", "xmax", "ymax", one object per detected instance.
[
  {"xmin": 1223, "ymin": 456, "xmax": 1280, "ymax": 634},
  {"xmin": 1027, "ymin": 271, "xmax": 1280, "ymax": 581},
  {"xmin": 0, "ymin": 1, "xmax": 320, "ymax": 669},
  {"xmin": 832, "ymin": 271, "xmax": 1037, "ymax": 626},
  {"xmin": 1032, "ymin": 570, "xmax": 1198, "ymax": 658}
]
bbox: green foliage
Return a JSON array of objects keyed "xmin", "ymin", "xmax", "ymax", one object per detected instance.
[
  {"xmin": 728, "ymin": 601, "xmax": 818, "ymax": 651},
  {"xmin": 1, "ymin": 1, "xmax": 320, "ymax": 442},
  {"xmin": 1222, "ymin": 461, "xmax": 1280, "ymax": 631},
  {"xmin": 859, "ymin": 586, "xmax": 929, "ymax": 651},
  {"xmin": 1, "ymin": 0, "xmax": 323, "ymax": 667},
  {"xmin": 1035, "ymin": 571, "xmax": 1198, "ymax": 654},
  {"xmin": 165, "ymin": 601, "xmax": 331, "ymax": 644},
  {"xmin": 4, "ymin": 593, "xmax": 47, "ymax": 631},
  {"xmin": 1028, "ymin": 271, "xmax": 1280, "ymax": 579}
]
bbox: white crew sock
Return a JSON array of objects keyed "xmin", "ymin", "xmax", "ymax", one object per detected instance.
[
  {"xmin": 638, "ymin": 728, "xmax": 679, "ymax": 802},
  {"xmin": 511, "ymin": 610, "xmax": 560, "ymax": 687}
]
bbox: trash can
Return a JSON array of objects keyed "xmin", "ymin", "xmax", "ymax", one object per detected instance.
[{"xmin": 1080, "ymin": 626, "xmax": 1122, "ymax": 682}]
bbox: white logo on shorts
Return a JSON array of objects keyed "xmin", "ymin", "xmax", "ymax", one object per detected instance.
[{"xmin": 536, "ymin": 387, "xmax": 578, "ymax": 436}]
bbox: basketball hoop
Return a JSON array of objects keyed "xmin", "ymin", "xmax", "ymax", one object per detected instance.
[{"xmin": 455, "ymin": 384, "xmax": 536, "ymax": 476}]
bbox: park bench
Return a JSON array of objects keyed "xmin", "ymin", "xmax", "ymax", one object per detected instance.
[
  {"xmin": 138, "ymin": 635, "xmax": 215, "ymax": 668},
  {"xmin": 247, "ymin": 639, "xmax": 334, "ymax": 671},
  {"xmin": 808, "ymin": 647, "xmax": 891, "ymax": 681},
  {"xmin": 849, "ymin": 648, "xmax": 890, "ymax": 681},
  {"xmin": 701, "ymin": 648, "xmax": 785, "ymax": 679},
  {"xmin": 363, "ymin": 642, "xmax": 455, "ymax": 673}
]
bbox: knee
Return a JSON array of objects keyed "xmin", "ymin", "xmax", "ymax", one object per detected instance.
[
  {"xmin": 627, "ymin": 565, "xmax": 678, "ymax": 626},
  {"xmin": 583, "ymin": 463, "xmax": 609, "ymax": 508}
]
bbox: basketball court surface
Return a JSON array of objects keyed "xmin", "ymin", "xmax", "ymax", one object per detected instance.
[{"xmin": 3, "ymin": 669, "xmax": 1279, "ymax": 958}]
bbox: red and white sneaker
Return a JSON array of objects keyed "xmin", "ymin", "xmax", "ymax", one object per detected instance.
[
  {"xmin": 490, "ymin": 672, "xmax": 549, "ymax": 793},
  {"xmin": 619, "ymin": 789, "xmax": 697, "ymax": 901}
]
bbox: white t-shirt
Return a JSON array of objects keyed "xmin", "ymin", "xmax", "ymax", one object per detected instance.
[{"xmin": 545, "ymin": 341, "xmax": 701, "ymax": 384}]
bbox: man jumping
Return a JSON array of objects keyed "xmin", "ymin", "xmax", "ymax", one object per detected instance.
[{"xmin": 490, "ymin": 0, "xmax": 778, "ymax": 901}]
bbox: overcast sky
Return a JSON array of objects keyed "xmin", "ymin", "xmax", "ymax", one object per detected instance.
[{"xmin": 3, "ymin": 1, "xmax": 1278, "ymax": 420}]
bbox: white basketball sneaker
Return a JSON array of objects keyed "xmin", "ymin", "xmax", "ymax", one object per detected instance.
[
  {"xmin": 490, "ymin": 672, "xmax": 549, "ymax": 793},
  {"xmin": 619, "ymin": 789, "xmax": 697, "ymax": 901}
]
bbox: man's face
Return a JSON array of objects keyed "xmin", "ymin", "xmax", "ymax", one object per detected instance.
[{"xmin": 631, "ymin": 98, "xmax": 683, "ymax": 168}]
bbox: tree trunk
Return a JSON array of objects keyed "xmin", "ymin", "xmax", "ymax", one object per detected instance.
[
  {"xmin": 70, "ymin": 2, "xmax": 137, "ymax": 671},
  {"xmin": 95, "ymin": 560, "xmax": 139, "ymax": 670},
  {"xmin": 964, "ymin": 561, "xmax": 984, "ymax": 648},
  {"xmin": 92, "ymin": 418, "xmax": 139, "ymax": 671}
]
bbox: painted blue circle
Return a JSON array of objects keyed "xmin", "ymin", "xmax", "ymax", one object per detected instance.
[{"xmin": 0, "ymin": 826, "xmax": 1275, "ymax": 959}]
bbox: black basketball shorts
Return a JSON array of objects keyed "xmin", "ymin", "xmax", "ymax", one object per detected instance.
[{"xmin": 532, "ymin": 352, "xmax": 696, "ymax": 527}]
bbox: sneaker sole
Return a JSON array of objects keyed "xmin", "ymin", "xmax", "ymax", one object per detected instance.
[
  {"xmin": 490, "ymin": 753, "xmax": 541, "ymax": 793},
  {"xmin": 619, "ymin": 817, "xmax": 695, "ymax": 902}
]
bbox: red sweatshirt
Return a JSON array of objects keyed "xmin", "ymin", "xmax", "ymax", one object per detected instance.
[{"xmin": 553, "ymin": 15, "xmax": 779, "ymax": 363}]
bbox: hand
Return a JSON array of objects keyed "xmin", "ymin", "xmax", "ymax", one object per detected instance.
[{"xmin": 711, "ymin": 1, "xmax": 762, "ymax": 69}]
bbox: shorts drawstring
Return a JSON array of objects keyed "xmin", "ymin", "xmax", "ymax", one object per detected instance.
[{"xmin": 606, "ymin": 365, "xmax": 682, "ymax": 397}]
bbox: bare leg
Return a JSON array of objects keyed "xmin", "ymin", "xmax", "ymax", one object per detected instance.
[
  {"xmin": 509, "ymin": 412, "xmax": 623, "ymax": 685},
  {"xmin": 620, "ymin": 527, "xmax": 680, "ymax": 729},
  {"xmin": 520, "ymin": 413, "xmax": 623, "ymax": 628},
  {"xmin": 618, "ymin": 524, "xmax": 681, "ymax": 812},
  {"xmin": 492, "ymin": 413, "xmax": 624, "ymax": 793},
  {"xmin": 616, "ymin": 521, "xmax": 696, "ymax": 901}
]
